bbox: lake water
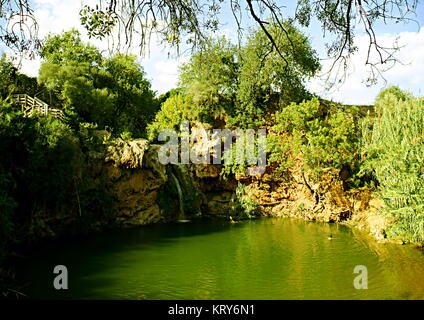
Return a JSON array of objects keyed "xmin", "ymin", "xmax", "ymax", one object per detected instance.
[{"xmin": 17, "ymin": 217, "xmax": 424, "ymax": 299}]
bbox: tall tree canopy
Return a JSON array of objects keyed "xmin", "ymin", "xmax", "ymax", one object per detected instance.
[
  {"xmin": 181, "ymin": 22, "xmax": 320, "ymax": 125},
  {"xmin": 38, "ymin": 30, "xmax": 158, "ymax": 137},
  {"xmin": 148, "ymin": 22, "xmax": 320, "ymax": 137},
  {"xmin": 236, "ymin": 21, "xmax": 320, "ymax": 121}
]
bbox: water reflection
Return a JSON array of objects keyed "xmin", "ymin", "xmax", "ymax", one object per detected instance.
[{"xmin": 17, "ymin": 217, "xmax": 424, "ymax": 300}]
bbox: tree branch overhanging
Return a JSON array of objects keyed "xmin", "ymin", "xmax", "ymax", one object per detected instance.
[{"xmin": 0, "ymin": 0, "xmax": 420, "ymax": 85}]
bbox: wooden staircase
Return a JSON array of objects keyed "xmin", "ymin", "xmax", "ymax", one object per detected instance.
[{"xmin": 11, "ymin": 94, "xmax": 63, "ymax": 119}]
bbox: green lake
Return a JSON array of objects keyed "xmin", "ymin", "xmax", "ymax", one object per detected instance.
[{"xmin": 17, "ymin": 217, "xmax": 424, "ymax": 299}]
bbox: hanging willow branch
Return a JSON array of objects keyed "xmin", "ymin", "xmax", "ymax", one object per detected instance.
[
  {"xmin": 0, "ymin": 0, "xmax": 41, "ymax": 59},
  {"xmin": 78, "ymin": 0, "xmax": 420, "ymax": 85}
]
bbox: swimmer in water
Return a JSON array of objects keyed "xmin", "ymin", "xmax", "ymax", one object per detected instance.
[{"xmin": 328, "ymin": 234, "xmax": 340, "ymax": 240}]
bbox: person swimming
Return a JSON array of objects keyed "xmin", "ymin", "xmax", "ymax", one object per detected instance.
[{"xmin": 327, "ymin": 234, "xmax": 340, "ymax": 240}]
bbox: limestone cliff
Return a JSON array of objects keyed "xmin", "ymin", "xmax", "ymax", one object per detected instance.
[
  {"xmin": 189, "ymin": 161, "xmax": 389, "ymax": 241},
  {"xmin": 29, "ymin": 139, "xmax": 170, "ymax": 240},
  {"xmin": 103, "ymin": 140, "xmax": 168, "ymax": 227},
  {"xmin": 242, "ymin": 168, "xmax": 389, "ymax": 241},
  {"xmin": 29, "ymin": 137, "xmax": 389, "ymax": 243}
]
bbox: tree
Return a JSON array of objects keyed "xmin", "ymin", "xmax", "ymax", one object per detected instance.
[
  {"xmin": 0, "ymin": 54, "xmax": 17, "ymax": 99},
  {"xmin": 361, "ymin": 87, "xmax": 424, "ymax": 243},
  {"xmin": 38, "ymin": 30, "xmax": 157, "ymax": 137},
  {"xmin": 179, "ymin": 37, "xmax": 239, "ymax": 123},
  {"xmin": 235, "ymin": 21, "xmax": 320, "ymax": 125},
  {"xmin": 147, "ymin": 92, "xmax": 198, "ymax": 140},
  {"xmin": 271, "ymin": 98, "xmax": 361, "ymax": 177},
  {"xmin": 40, "ymin": 29, "xmax": 102, "ymax": 66},
  {"xmin": 38, "ymin": 30, "xmax": 108, "ymax": 125},
  {"xmin": 38, "ymin": 31, "xmax": 116, "ymax": 127},
  {"xmin": 101, "ymin": 54, "xmax": 158, "ymax": 137},
  {"xmin": 173, "ymin": 22, "xmax": 320, "ymax": 127}
]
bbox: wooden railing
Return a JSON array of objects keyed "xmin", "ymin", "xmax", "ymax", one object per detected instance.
[{"xmin": 11, "ymin": 94, "xmax": 63, "ymax": 119}]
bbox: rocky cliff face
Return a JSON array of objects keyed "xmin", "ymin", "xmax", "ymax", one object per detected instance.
[
  {"xmin": 241, "ymin": 167, "xmax": 388, "ymax": 240},
  {"xmin": 29, "ymin": 139, "xmax": 171, "ymax": 240},
  {"xmin": 187, "ymin": 160, "xmax": 388, "ymax": 241},
  {"xmin": 102, "ymin": 140, "xmax": 168, "ymax": 227},
  {"xmin": 30, "ymin": 137, "xmax": 389, "ymax": 242},
  {"xmin": 192, "ymin": 164, "xmax": 237, "ymax": 216}
]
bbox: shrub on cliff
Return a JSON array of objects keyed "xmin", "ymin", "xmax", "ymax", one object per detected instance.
[
  {"xmin": 269, "ymin": 98, "xmax": 362, "ymax": 181},
  {"xmin": 361, "ymin": 87, "xmax": 424, "ymax": 243},
  {"xmin": 147, "ymin": 93, "xmax": 202, "ymax": 141}
]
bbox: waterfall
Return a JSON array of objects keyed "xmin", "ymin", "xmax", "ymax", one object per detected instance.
[
  {"xmin": 169, "ymin": 164, "xmax": 201, "ymax": 221},
  {"xmin": 170, "ymin": 171, "xmax": 185, "ymax": 218}
]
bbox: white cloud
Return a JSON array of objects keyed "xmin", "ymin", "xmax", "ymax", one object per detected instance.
[
  {"xmin": 144, "ymin": 54, "xmax": 189, "ymax": 94},
  {"xmin": 308, "ymin": 27, "xmax": 424, "ymax": 105},
  {"xmin": 12, "ymin": 0, "xmax": 89, "ymax": 77},
  {"xmin": 19, "ymin": 58, "xmax": 41, "ymax": 77},
  {"xmin": 151, "ymin": 60, "xmax": 181, "ymax": 92}
]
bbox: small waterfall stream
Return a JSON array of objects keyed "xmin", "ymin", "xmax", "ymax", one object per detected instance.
[
  {"xmin": 168, "ymin": 164, "xmax": 202, "ymax": 221},
  {"xmin": 170, "ymin": 171, "xmax": 185, "ymax": 219}
]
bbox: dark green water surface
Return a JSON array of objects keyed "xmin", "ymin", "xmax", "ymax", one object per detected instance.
[{"xmin": 18, "ymin": 218, "xmax": 424, "ymax": 299}]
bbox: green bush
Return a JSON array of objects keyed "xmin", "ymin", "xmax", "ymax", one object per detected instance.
[
  {"xmin": 270, "ymin": 98, "xmax": 361, "ymax": 180},
  {"xmin": 266, "ymin": 133, "xmax": 293, "ymax": 177},
  {"xmin": 361, "ymin": 87, "xmax": 424, "ymax": 243},
  {"xmin": 229, "ymin": 183, "xmax": 260, "ymax": 219},
  {"xmin": 147, "ymin": 93, "xmax": 201, "ymax": 140}
]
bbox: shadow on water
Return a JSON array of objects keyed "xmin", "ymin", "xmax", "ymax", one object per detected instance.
[
  {"xmin": 15, "ymin": 217, "xmax": 424, "ymax": 300},
  {"xmin": 15, "ymin": 219, "xmax": 242, "ymax": 299}
]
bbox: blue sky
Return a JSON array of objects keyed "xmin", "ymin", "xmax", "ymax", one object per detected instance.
[{"xmin": 2, "ymin": 0, "xmax": 424, "ymax": 105}]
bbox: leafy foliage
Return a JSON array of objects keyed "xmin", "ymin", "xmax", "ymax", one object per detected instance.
[
  {"xmin": 147, "ymin": 93, "xmax": 199, "ymax": 140},
  {"xmin": 270, "ymin": 98, "xmax": 362, "ymax": 181},
  {"xmin": 179, "ymin": 37, "xmax": 239, "ymax": 124},
  {"xmin": 0, "ymin": 100, "xmax": 116, "ymax": 259},
  {"xmin": 0, "ymin": 102, "xmax": 83, "ymax": 258},
  {"xmin": 101, "ymin": 53, "xmax": 158, "ymax": 136},
  {"xmin": 229, "ymin": 183, "xmax": 260, "ymax": 219},
  {"xmin": 38, "ymin": 30, "xmax": 158, "ymax": 137},
  {"xmin": 149, "ymin": 23, "xmax": 320, "ymax": 138},
  {"xmin": 361, "ymin": 87, "xmax": 424, "ymax": 243},
  {"xmin": 234, "ymin": 22, "xmax": 319, "ymax": 126},
  {"xmin": 40, "ymin": 30, "xmax": 102, "ymax": 65}
]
